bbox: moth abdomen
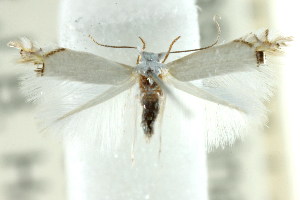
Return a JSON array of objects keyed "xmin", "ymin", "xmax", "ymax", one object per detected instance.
[
  {"xmin": 139, "ymin": 75, "xmax": 163, "ymax": 138},
  {"xmin": 141, "ymin": 97, "xmax": 160, "ymax": 137}
]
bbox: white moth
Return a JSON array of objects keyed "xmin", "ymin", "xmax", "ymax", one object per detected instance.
[{"xmin": 8, "ymin": 24, "xmax": 291, "ymax": 150}]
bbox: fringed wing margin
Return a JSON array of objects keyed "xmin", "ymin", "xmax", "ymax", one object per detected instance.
[
  {"xmin": 9, "ymin": 38, "xmax": 139, "ymax": 152},
  {"xmin": 166, "ymin": 29, "xmax": 292, "ymax": 150}
]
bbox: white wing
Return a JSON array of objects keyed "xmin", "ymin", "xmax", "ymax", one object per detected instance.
[
  {"xmin": 166, "ymin": 29, "xmax": 291, "ymax": 149},
  {"xmin": 20, "ymin": 75, "xmax": 139, "ymax": 150},
  {"xmin": 167, "ymin": 29, "xmax": 291, "ymax": 81},
  {"xmin": 166, "ymin": 76, "xmax": 245, "ymax": 112},
  {"xmin": 167, "ymin": 41, "xmax": 258, "ymax": 81},
  {"xmin": 9, "ymin": 39, "xmax": 139, "ymax": 150},
  {"xmin": 43, "ymin": 49, "xmax": 133, "ymax": 85},
  {"xmin": 55, "ymin": 77, "xmax": 137, "ymax": 121},
  {"xmin": 8, "ymin": 38, "xmax": 133, "ymax": 85}
]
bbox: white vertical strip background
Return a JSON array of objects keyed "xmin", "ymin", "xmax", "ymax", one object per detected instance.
[{"xmin": 59, "ymin": 0, "xmax": 207, "ymax": 200}]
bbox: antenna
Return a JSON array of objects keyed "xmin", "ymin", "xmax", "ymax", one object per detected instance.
[
  {"xmin": 170, "ymin": 15, "xmax": 221, "ymax": 54},
  {"xmin": 162, "ymin": 36, "xmax": 181, "ymax": 63},
  {"xmin": 89, "ymin": 34, "xmax": 137, "ymax": 49}
]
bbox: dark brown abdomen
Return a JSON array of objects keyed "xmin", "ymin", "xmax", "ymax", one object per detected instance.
[{"xmin": 139, "ymin": 74, "xmax": 163, "ymax": 138}]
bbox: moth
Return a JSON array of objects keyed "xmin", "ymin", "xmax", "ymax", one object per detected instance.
[{"xmin": 8, "ymin": 21, "xmax": 291, "ymax": 149}]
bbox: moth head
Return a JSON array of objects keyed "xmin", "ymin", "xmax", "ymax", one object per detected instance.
[{"xmin": 138, "ymin": 50, "xmax": 166, "ymax": 63}]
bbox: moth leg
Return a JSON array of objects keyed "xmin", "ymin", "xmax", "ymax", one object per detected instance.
[
  {"xmin": 131, "ymin": 129, "xmax": 137, "ymax": 164},
  {"xmin": 157, "ymin": 95, "xmax": 166, "ymax": 157},
  {"xmin": 131, "ymin": 93, "xmax": 139, "ymax": 164}
]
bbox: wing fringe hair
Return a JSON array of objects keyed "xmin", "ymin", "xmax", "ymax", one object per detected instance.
[{"xmin": 9, "ymin": 29, "xmax": 291, "ymax": 151}]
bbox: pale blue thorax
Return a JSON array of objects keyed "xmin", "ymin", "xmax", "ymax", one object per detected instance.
[{"xmin": 135, "ymin": 51, "xmax": 167, "ymax": 78}]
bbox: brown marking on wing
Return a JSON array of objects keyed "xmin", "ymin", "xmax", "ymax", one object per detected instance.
[
  {"xmin": 256, "ymin": 51, "xmax": 266, "ymax": 66},
  {"xmin": 233, "ymin": 39, "xmax": 254, "ymax": 47},
  {"xmin": 44, "ymin": 48, "xmax": 66, "ymax": 57}
]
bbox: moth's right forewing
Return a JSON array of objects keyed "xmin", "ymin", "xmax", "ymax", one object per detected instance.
[
  {"xmin": 20, "ymin": 70, "xmax": 139, "ymax": 150},
  {"xmin": 55, "ymin": 77, "xmax": 137, "ymax": 121},
  {"xmin": 9, "ymin": 39, "xmax": 139, "ymax": 150}
]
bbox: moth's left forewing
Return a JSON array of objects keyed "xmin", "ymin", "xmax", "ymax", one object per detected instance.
[
  {"xmin": 167, "ymin": 41, "xmax": 258, "ymax": 82},
  {"xmin": 165, "ymin": 29, "xmax": 291, "ymax": 150},
  {"xmin": 167, "ymin": 29, "xmax": 292, "ymax": 82}
]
